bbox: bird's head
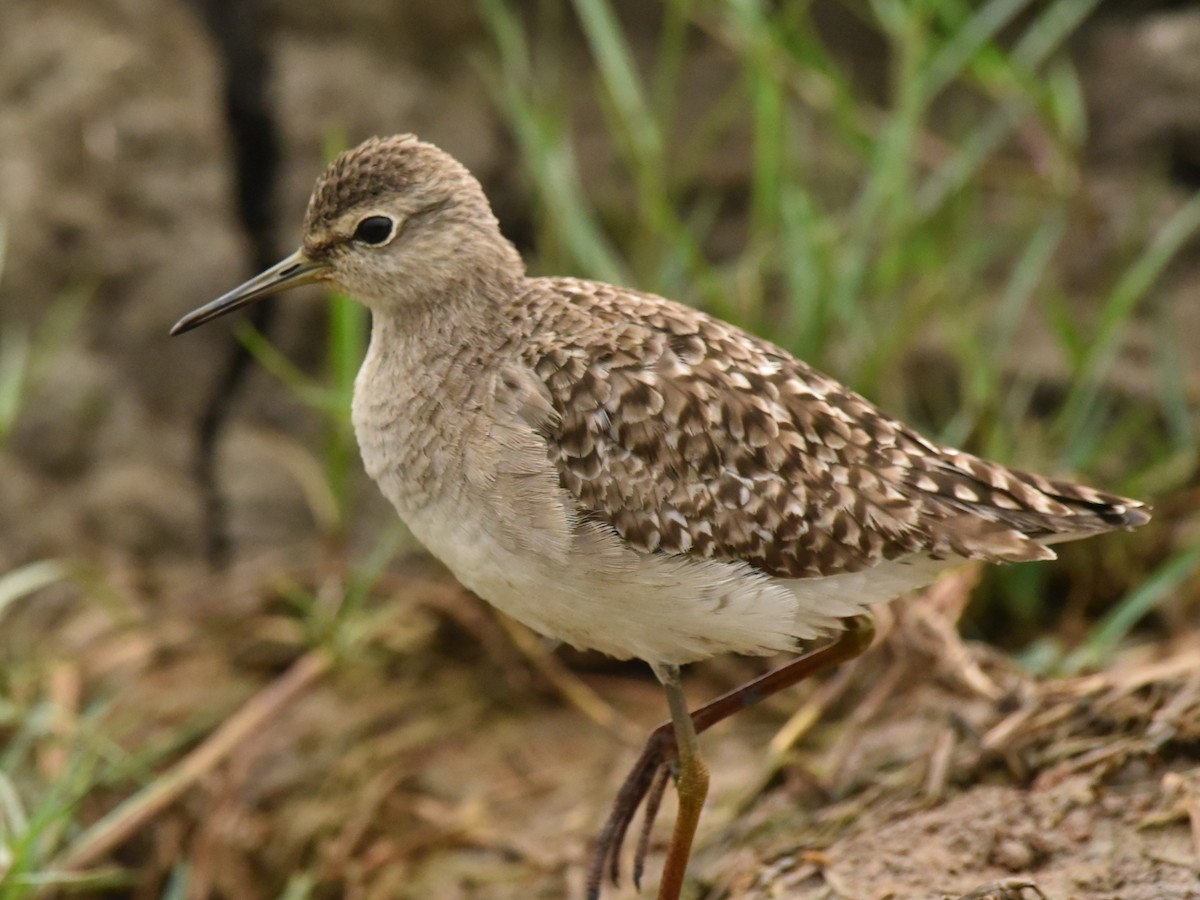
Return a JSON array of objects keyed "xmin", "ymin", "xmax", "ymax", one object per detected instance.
[{"xmin": 171, "ymin": 135, "xmax": 521, "ymax": 335}]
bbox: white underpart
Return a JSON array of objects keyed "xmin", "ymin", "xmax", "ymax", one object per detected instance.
[{"xmin": 393, "ymin": 486, "xmax": 952, "ymax": 666}]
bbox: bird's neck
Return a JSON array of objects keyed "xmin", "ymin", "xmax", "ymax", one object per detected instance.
[
  {"xmin": 352, "ymin": 233, "xmax": 528, "ymax": 475},
  {"xmin": 370, "ymin": 273, "xmax": 517, "ymax": 353},
  {"xmin": 352, "ymin": 277, "xmax": 516, "ymax": 514},
  {"xmin": 366, "ymin": 234, "xmax": 524, "ymax": 332}
]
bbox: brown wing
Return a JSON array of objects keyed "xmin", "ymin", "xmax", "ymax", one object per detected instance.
[{"xmin": 519, "ymin": 279, "xmax": 1148, "ymax": 579}]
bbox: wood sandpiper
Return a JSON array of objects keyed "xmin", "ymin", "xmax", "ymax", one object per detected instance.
[{"xmin": 172, "ymin": 135, "xmax": 1150, "ymax": 899}]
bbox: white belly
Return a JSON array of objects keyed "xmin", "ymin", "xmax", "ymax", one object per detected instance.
[{"xmin": 388, "ymin": 475, "xmax": 947, "ymax": 666}]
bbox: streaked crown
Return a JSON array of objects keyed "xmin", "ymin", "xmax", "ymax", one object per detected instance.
[{"xmin": 303, "ymin": 134, "xmax": 484, "ymax": 236}]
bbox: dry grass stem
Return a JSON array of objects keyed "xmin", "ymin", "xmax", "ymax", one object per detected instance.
[{"xmin": 56, "ymin": 649, "xmax": 330, "ymax": 871}]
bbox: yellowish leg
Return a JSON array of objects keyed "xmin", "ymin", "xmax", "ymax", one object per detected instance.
[
  {"xmin": 654, "ymin": 665, "xmax": 708, "ymax": 900},
  {"xmin": 588, "ymin": 618, "xmax": 878, "ymax": 900}
]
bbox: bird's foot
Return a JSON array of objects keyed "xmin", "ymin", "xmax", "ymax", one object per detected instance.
[{"xmin": 586, "ymin": 719, "xmax": 678, "ymax": 899}]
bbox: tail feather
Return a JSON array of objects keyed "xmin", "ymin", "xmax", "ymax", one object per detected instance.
[
  {"xmin": 1018, "ymin": 471, "xmax": 1151, "ymax": 533},
  {"xmin": 914, "ymin": 451, "xmax": 1150, "ymax": 554}
]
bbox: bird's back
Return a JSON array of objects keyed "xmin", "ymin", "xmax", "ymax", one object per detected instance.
[{"xmin": 506, "ymin": 276, "xmax": 1148, "ymax": 581}]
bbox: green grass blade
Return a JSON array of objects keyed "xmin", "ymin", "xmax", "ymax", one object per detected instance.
[
  {"xmin": 0, "ymin": 560, "xmax": 70, "ymax": 623},
  {"xmin": 477, "ymin": 0, "xmax": 627, "ymax": 282},
  {"xmin": 233, "ymin": 321, "xmax": 341, "ymax": 416},
  {"xmin": 324, "ymin": 291, "xmax": 367, "ymax": 526},
  {"xmin": 1153, "ymin": 304, "xmax": 1194, "ymax": 450},
  {"xmin": 278, "ymin": 873, "xmax": 317, "ymax": 900},
  {"xmin": 0, "ymin": 322, "xmax": 30, "ymax": 444},
  {"xmin": 1061, "ymin": 543, "xmax": 1200, "ymax": 674},
  {"xmin": 922, "ymin": 0, "xmax": 1032, "ymax": 100},
  {"xmin": 1058, "ymin": 190, "xmax": 1200, "ymax": 451},
  {"xmin": 570, "ymin": 0, "xmax": 661, "ymax": 166},
  {"xmin": 918, "ymin": 0, "xmax": 1102, "ymax": 214}
]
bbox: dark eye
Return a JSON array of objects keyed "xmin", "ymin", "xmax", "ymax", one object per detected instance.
[{"xmin": 352, "ymin": 215, "xmax": 395, "ymax": 245}]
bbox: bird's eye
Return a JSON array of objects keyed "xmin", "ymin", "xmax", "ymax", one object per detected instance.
[{"xmin": 352, "ymin": 215, "xmax": 396, "ymax": 246}]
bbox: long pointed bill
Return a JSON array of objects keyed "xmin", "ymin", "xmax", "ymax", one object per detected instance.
[{"xmin": 170, "ymin": 249, "xmax": 329, "ymax": 335}]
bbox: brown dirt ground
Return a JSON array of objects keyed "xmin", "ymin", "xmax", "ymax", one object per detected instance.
[{"xmin": 10, "ymin": 562, "xmax": 1196, "ymax": 899}]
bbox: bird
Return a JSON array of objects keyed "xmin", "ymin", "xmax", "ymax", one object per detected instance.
[{"xmin": 172, "ymin": 134, "xmax": 1150, "ymax": 899}]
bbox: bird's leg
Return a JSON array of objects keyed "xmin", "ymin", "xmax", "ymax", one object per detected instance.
[
  {"xmin": 654, "ymin": 663, "xmax": 709, "ymax": 900},
  {"xmin": 586, "ymin": 615, "xmax": 876, "ymax": 900}
]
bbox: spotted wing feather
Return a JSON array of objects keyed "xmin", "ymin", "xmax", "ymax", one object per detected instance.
[{"xmin": 515, "ymin": 279, "xmax": 1148, "ymax": 580}]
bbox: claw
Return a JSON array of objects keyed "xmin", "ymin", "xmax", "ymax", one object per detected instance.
[
  {"xmin": 632, "ymin": 763, "xmax": 672, "ymax": 888},
  {"xmin": 586, "ymin": 723, "xmax": 678, "ymax": 900}
]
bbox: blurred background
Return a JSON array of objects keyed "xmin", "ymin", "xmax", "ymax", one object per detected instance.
[{"xmin": 1, "ymin": 1, "xmax": 1198, "ymax": 898}]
